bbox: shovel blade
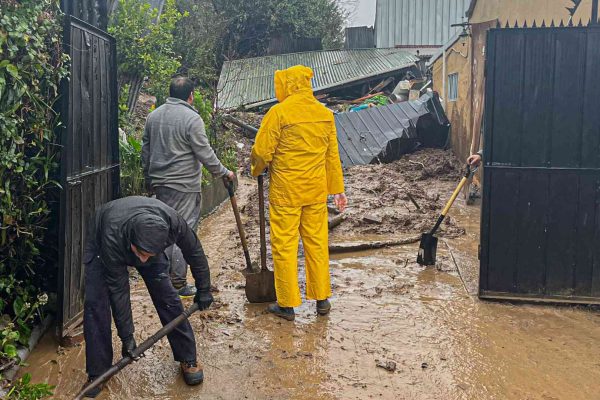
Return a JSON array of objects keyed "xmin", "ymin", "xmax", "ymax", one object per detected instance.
[
  {"xmin": 417, "ymin": 233, "xmax": 438, "ymax": 266},
  {"xmin": 245, "ymin": 270, "xmax": 277, "ymax": 303}
]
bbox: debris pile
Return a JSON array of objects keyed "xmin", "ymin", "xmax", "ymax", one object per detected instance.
[
  {"xmin": 330, "ymin": 148, "xmax": 465, "ymax": 238},
  {"xmin": 232, "ymin": 148, "xmax": 466, "ymax": 252}
]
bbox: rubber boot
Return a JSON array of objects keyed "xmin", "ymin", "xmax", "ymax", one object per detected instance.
[
  {"xmin": 181, "ymin": 361, "xmax": 204, "ymax": 385},
  {"xmin": 267, "ymin": 304, "xmax": 295, "ymax": 321},
  {"xmin": 81, "ymin": 376, "xmax": 104, "ymax": 398},
  {"xmin": 316, "ymin": 299, "xmax": 331, "ymax": 316}
]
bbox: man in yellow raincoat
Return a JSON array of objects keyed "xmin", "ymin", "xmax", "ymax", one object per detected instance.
[{"xmin": 251, "ymin": 65, "xmax": 347, "ymax": 321}]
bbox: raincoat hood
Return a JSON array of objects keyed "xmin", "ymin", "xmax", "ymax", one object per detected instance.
[
  {"xmin": 129, "ymin": 214, "xmax": 170, "ymax": 254},
  {"xmin": 274, "ymin": 65, "xmax": 314, "ymax": 103}
]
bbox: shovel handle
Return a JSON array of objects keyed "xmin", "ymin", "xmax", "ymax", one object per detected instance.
[
  {"xmin": 74, "ymin": 303, "xmax": 200, "ymax": 400},
  {"xmin": 223, "ymin": 178, "xmax": 253, "ymax": 271},
  {"xmin": 430, "ymin": 165, "xmax": 472, "ymax": 235},
  {"xmin": 258, "ymin": 175, "xmax": 268, "ymax": 271}
]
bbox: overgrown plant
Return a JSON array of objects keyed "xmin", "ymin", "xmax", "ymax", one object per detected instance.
[
  {"xmin": 119, "ymin": 135, "xmax": 145, "ymax": 197},
  {"xmin": 174, "ymin": 0, "xmax": 348, "ymax": 88},
  {"xmin": 109, "ymin": 0, "xmax": 186, "ymax": 105},
  {"xmin": 5, "ymin": 373, "xmax": 54, "ymax": 399},
  {"xmin": 0, "ymin": 0, "xmax": 68, "ymax": 378}
]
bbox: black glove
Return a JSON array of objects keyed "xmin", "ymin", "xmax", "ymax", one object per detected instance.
[
  {"xmin": 194, "ymin": 290, "xmax": 214, "ymax": 311},
  {"xmin": 121, "ymin": 335, "xmax": 137, "ymax": 359}
]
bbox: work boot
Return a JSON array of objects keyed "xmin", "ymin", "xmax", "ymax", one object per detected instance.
[
  {"xmin": 177, "ymin": 284, "xmax": 197, "ymax": 299},
  {"xmin": 316, "ymin": 299, "xmax": 331, "ymax": 316},
  {"xmin": 81, "ymin": 376, "xmax": 104, "ymax": 398},
  {"xmin": 267, "ymin": 304, "xmax": 295, "ymax": 321},
  {"xmin": 181, "ymin": 360, "xmax": 204, "ymax": 385}
]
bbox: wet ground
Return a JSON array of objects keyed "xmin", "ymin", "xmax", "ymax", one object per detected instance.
[{"xmin": 19, "ymin": 155, "xmax": 600, "ymax": 399}]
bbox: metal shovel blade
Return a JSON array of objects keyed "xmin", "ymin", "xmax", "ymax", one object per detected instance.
[
  {"xmin": 244, "ymin": 174, "xmax": 277, "ymax": 304},
  {"xmin": 245, "ymin": 269, "xmax": 277, "ymax": 303},
  {"xmin": 417, "ymin": 233, "xmax": 438, "ymax": 266}
]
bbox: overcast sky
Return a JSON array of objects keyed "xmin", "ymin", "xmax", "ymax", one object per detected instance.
[{"xmin": 340, "ymin": 0, "xmax": 377, "ymax": 27}]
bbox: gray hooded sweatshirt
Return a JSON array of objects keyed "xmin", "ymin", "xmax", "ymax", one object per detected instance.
[{"xmin": 142, "ymin": 98, "xmax": 228, "ymax": 192}]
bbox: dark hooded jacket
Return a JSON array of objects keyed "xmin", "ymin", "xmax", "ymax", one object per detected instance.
[{"xmin": 84, "ymin": 196, "xmax": 210, "ymax": 340}]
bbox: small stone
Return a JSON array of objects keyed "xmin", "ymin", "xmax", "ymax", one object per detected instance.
[
  {"xmin": 363, "ymin": 213, "xmax": 383, "ymax": 225},
  {"xmin": 376, "ymin": 360, "xmax": 397, "ymax": 372}
]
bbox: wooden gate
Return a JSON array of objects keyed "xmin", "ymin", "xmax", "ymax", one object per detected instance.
[{"xmin": 57, "ymin": 16, "xmax": 120, "ymax": 337}]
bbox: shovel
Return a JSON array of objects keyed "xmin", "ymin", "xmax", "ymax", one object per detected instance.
[
  {"xmin": 417, "ymin": 165, "xmax": 473, "ymax": 266},
  {"xmin": 244, "ymin": 174, "xmax": 277, "ymax": 303},
  {"xmin": 223, "ymin": 177, "xmax": 276, "ymax": 303},
  {"xmin": 73, "ymin": 303, "xmax": 200, "ymax": 400},
  {"xmin": 224, "ymin": 178, "xmax": 254, "ymax": 272}
]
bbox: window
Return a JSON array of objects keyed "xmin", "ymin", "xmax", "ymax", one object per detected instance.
[{"xmin": 448, "ymin": 73, "xmax": 458, "ymax": 101}]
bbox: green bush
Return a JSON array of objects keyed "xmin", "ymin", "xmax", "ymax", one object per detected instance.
[
  {"xmin": 119, "ymin": 135, "xmax": 145, "ymax": 197},
  {"xmin": 5, "ymin": 373, "xmax": 54, "ymax": 400},
  {"xmin": 109, "ymin": 0, "xmax": 186, "ymax": 105},
  {"xmin": 0, "ymin": 0, "xmax": 68, "ymax": 374}
]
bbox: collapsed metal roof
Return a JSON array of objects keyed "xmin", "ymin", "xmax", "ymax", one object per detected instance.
[
  {"xmin": 335, "ymin": 92, "xmax": 450, "ymax": 168},
  {"xmin": 217, "ymin": 48, "xmax": 419, "ymax": 110}
]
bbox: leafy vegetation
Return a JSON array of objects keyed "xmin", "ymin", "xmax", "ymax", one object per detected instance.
[
  {"xmin": 0, "ymin": 0, "xmax": 67, "ymax": 382},
  {"xmin": 119, "ymin": 135, "xmax": 145, "ymax": 197},
  {"xmin": 109, "ymin": 0, "xmax": 186, "ymax": 105},
  {"xmin": 174, "ymin": 0, "xmax": 348, "ymax": 88},
  {"xmin": 4, "ymin": 374, "xmax": 54, "ymax": 400}
]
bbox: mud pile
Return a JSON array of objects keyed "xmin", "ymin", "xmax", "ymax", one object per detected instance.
[
  {"xmin": 233, "ymin": 148, "xmax": 466, "ymax": 244},
  {"xmin": 337, "ymin": 148, "xmax": 466, "ymax": 238}
]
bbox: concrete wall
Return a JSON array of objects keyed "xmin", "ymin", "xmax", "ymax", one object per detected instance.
[
  {"xmin": 200, "ymin": 175, "xmax": 230, "ymax": 218},
  {"xmin": 431, "ymin": 36, "xmax": 473, "ymax": 164},
  {"xmin": 470, "ymin": 0, "xmax": 593, "ymax": 25}
]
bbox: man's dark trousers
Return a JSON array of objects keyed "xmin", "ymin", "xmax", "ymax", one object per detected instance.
[{"xmin": 83, "ymin": 254, "xmax": 197, "ymax": 377}]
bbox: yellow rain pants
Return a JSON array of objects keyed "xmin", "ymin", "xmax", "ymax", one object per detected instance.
[{"xmin": 251, "ymin": 65, "xmax": 345, "ymax": 308}]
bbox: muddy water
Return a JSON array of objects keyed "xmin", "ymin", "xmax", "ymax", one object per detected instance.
[{"xmin": 20, "ymin": 178, "xmax": 600, "ymax": 399}]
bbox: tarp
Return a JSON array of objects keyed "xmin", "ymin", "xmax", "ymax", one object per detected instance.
[{"xmin": 335, "ymin": 92, "xmax": 450, "ymax": 168}]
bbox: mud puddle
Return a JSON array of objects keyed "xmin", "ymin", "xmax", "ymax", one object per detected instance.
[{"xmin": 19, "ymin": 172, "xmax": 600, "ymax": 399}]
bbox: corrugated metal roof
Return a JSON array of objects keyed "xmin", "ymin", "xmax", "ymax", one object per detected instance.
[
  {"xmin": 375, "ymin": 0, "xmax": 471, "ymax": 48},
  {"xmin": 217, "ymin": 48, "xmax": 419, "ymax": 110},
  {"xmin": 335, "ymin": 92, "xmax": 449, "ymax": 167}
]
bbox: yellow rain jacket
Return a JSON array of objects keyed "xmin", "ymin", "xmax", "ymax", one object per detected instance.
[{"xmin": 251, "ymin": 65, "xmax": 345, "ymax": 307}]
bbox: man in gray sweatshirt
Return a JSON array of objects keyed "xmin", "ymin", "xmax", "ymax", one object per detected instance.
[{"xmin": 142, "ymin": 77, "xmax": 234, "ymax": 297}]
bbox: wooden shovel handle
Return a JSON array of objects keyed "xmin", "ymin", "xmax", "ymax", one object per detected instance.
[
  {"xmin": 224, "ymin": 178, "xmax": 253, "ymax": 270},
  {"xmin": 258, "ymin": 175, "xmax": 268, "ymax": 271}
]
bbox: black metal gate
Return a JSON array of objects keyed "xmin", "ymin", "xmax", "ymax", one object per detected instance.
[
  {"xmin": 480, "ymin": 24, "xmax": 600, "ymax": 304},
  {"xmin": 58, "ymin": 16, "xmax": 120, "ymax": 337}
]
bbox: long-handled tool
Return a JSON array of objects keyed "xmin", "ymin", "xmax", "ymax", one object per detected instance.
[
  {"xmin": 224, "ymin": 177, "xmax": 276, "ymax": 303},
  {"xmin": 73, "ymin": 303, "xmax": 200, "ymax": 400},
  {"xmin": 244, "ymin": 174, "xmax": 276, "ymax": 303},
  {"xmin": 417, "ymin": 165, "xmax": 473, "ymax": 266},
  {"xmin": 224, "ymin": 178, "xmax": 254, "ymax": 272}
]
